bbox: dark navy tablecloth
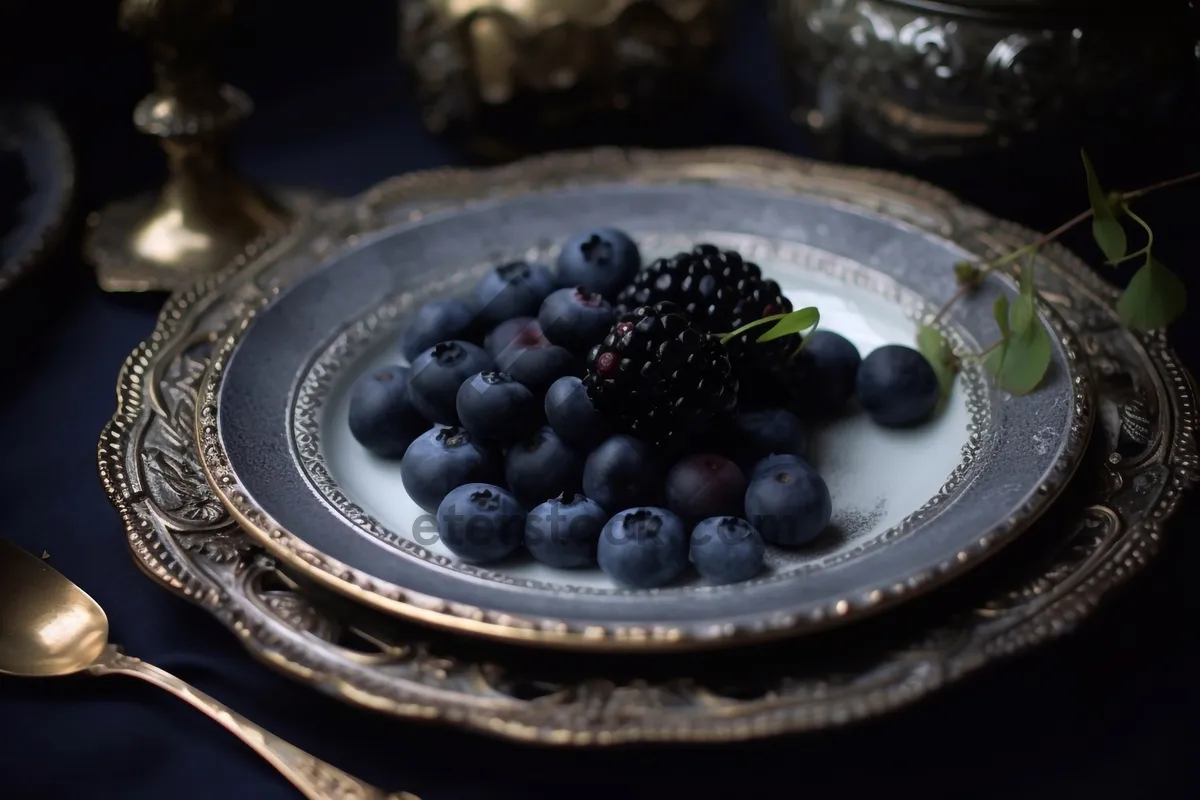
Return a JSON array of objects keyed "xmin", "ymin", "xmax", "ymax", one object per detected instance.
[{"xmin": 2, "ymin": 2, "xmax": 1199, "ymax": 798}]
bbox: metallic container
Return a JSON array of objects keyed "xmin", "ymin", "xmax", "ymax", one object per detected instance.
[
  {"xmin": 399, "ymin": 0, "xmax": 728, "ymax": 159},
  {"xmin": 772, "ymin": 0, "xmax": 1200, "ymax": 159}
]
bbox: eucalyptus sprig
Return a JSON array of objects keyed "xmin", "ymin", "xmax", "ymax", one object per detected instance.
[{"xmin": 918, "ymin": 150, "xmax": 1197, "ymax": 398}]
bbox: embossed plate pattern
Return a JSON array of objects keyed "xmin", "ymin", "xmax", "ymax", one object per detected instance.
[
  {"xmin": 194, "ymin": 154, "xmax": 1088, "ymax": 651},
  {"xmin": 99, "ymin": 149, "xmax": 1195, "ymax": 743}
]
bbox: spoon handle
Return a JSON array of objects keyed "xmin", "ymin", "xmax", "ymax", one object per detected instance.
[{"xmin": 88, "ymin": 645, "xmax": 419, "ymax": 800}]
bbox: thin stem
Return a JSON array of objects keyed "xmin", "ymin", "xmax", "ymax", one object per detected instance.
[
  {"xmin": 983, "ymin": 169, "xmax": 1194, "ymax": 278},
  {"xmin": 934, "ymin": 168, "xmax": 1196, "ymax": 324},
  {"xmin": 931, "ymin": 285, "xmax": 972, "ymax": 325},
  {"xmin": 1122, "ymin": 205, "xmax": 1155, "ymax": 251},
  {"xmin": 1120, "ymin": 169, "xmax": 1200, "ymax": 201},
  {"xmin": 1017, "ymin": 209, "xmax": 1093, "ymax": 257},
  {"xmin": 1105, "ymin": 246, "xmax": 1152, "ymax": 267},
  {"xmin": 975, "ymin": 339, "xmax": 1005, "ymax": 359}
]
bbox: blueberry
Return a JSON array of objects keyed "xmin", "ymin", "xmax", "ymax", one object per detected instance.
[
  {"xmin": 495, "ymin": 342, "xmax": 579, "ymax": 395},
  {"xmin": 399, "ymin": 299, "xmax": 477, "ymax": 362},
  {"xmin": 455, "ymin": 371, "xmax": 541, "ymax": 443},
  {"xmin": 505, "ymin": 426, "xmax": 585, "ymax": 509},
  {"xmin": 346, "ymin": 365, "xmax": 426, "ymax": 458},
  {"xmin": 856, "ymin": 344, "xmax": 940, "ymax": 428},
  {"xmin": 525, "ymin": 493, "xmax": 608, "ymax": 568},
  {"xmin": 583, "ymin": 434, "xmax": 662, "ymax": 512},
  {"xmin": 484, "ymin": 317, "xmax": 546, "ymax": 359},
  {"xmin": 436, "ymin": 483, "xmax": 524, "ymax": 563},
  {"xmin": 409, "ymin": 341, "xmax": 494, "ymax": 424},
  {"xmin": 400, "ymin": 426, "xmax": 502, "ymax": 513},
  {"xmin": 598, "ymin": 507, "xmax": 688, "ymax": 588},
  {"xmin": 744, "ymin": 465, "xmax": 832, "ymax": 547},
  {"xmin": 556, "ymin": 228, "xmax": 641, "ymax": 300},
  {"xmin": 544, "ymin": 376, "xmax": 606, "ymax": 448},
  {"xmin": 721, "ymin": 408, "xmax": 809, "ymax": 471},
  {"xmin": 664, "ymin": 454, "xmax": 747, "ymax": 528},
  {"xmin": 474, "ymin": 261, "xmax": 557, "ymax": 328},
  {"xmin": 690, "ymin": 517, "xmax": 766, "ymax": 584},
  {"xmin": 749, "ymin": 453, "xmax": 816, "ymax": 482},
  {"xmin": 794, "ymin": 330, "xmax": 862, "ymax": 416},
  {"xmin": 538, "ymin": 287, "xmax": 616, "ymax": 354}
]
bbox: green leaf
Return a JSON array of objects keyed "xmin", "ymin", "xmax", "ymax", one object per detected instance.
[
  {"xmin": 1005, "ymin": 260, "xmax": 1038, "ymax": 335},
  {"xmin": 983, "ymin": 292, "xmax": 1051, "ymax": 395},
  {"xmin": 997, "ymin": 322, "xmax": 1052, "ymax": 396},
  {"xmin": 1011, "ymin": 295, "xmax": 1035, "ymax": 335},
  {"xmin": 916, "ymin": 324, "xmax": 958, "ymax": 398},
  {"xmin": 1081, "ymin": 150, "xmax": 1127, "ymax": 263},
  {"xmin": 983, "ymin": 295, "xmax": 1011, "ymax": 378},
  {"xmin": 755, "ymin": 307, "xmax": 820, "ymax": 343},
  {"xmin": 1018, "ymin": 258, "xmax": 1037, "ymax": 298},
  {"xmin": 1117, "ymin": 255, "xmax": 1187, "ymax": 333},
  {"xmin": 982, "ymin": 341, "xmax": 1008, "ymax": 378},
  {"xmin": 992, "ymin": 294, "xmax": 1011, "ymax": 339}
]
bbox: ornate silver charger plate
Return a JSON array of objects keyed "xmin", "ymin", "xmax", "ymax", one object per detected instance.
[
  {"xmin": 99, "ymin": 149, "xmax": 1195, "ymax": 742},
  {"xmin": 192, "ymin": 149, "xmax": 1088, "ymax": 651}
]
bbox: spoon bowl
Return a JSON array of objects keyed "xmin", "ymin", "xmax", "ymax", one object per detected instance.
[
  {"xmin": 0, "ymin": 540, "xmax": 110, "ymax": 677},
  {"xmin": 0, "ymin": 539, "xmax": 416, "ymax": 800}
]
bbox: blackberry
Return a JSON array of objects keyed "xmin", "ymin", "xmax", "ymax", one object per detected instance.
[
  {"xmin": 615, "ymin": 244, "xmax": 795, "ymax": 400},
  {"xmin": 583, "ymin": 302, "xmax": 738, "ymax": 450}
]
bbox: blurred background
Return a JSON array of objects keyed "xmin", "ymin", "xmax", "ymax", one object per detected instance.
[
  {"xmin": 3, "ymin": 0, "xmax": 1198, "ymax": 358},
  {"xmin": 4, "ymin": 0, "xmax": 1196, "ymax": 223}
]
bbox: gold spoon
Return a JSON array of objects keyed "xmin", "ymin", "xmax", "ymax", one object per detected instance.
[{"xmin": 0, "ymin": 539, "xmax": 418, "ymax": 800}]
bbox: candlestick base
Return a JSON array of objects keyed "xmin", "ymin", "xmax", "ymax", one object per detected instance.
[{"xmin": 85, "ymin": 186, "xmax": 323, "ymax": 293}]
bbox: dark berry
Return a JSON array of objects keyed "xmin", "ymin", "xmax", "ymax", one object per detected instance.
[
  {"xmin": 793, "ymin": 330, "xmax": 862, "ymax": 416},
  {"xmin": 347, "ymin": 365, "xmax": 427, "ymax": 458},
  {"xmin": 538, "ymin": 286, "xmax": 616, "ymax": 354},
  {"xmin": 615, "ymin": 244, "xmax": 793, "ymax": 391},
  {"xmin": 749, "ymin": 453, "xmax": 816, "ymax": 482},
  {"xmin": 664, "ymin": 454, "xmax": 747, "ymax": 528},
  {"xmin": 744, "ymin": 465, "xmax": 831, "ymax": 547},
  {"xmin": 455, "ymin": 371, "xmax": 541, "ymax": 444},
  {"xmin": 504, "ymin": 426, "xmax": 585, "ymax": 509},
  {"xmin": 436, "ymin": 483, "xmax": 524, "ymax": 563},
  {"xmin": 598, "ymin": 507, "xmax": 688, "ymax": 588},
  {"xmin": 474, "ymin": 261, "xmax": 556, "ymax": 328},
  {"xmin": 556, "ymin": 228, "xmax": 641, "ymax": 300},
  {"xmin": 856, "ymin": 344, "xmax": 940, "ymax": 428},
  {"xmin": 582, "ymin": 434, "xmax": 662, "ymax": 512},
  {"xmin": 583, "ymin": 302, "xmax": 738, "ymax": 450},
  {"xmin": 408, "ymin": 341, "xmax": 494, "ymax": 424},
  {"xmin": 544, "ymin": 376, "xmax": 606, "ymax": 448},
  {"xmin": 690, "ymin": 517, "xmax": 766, "ymax": 584},
  {"xmin": 495, "ymin": 342, "xmax": 579, "ymax": 396},
  {"xmin": 400, "ymin": 299, "xmax": 477, "ymax": 362},
  {"xmin": 525, "ymin": 493, "xmax": 608, "ymax": 569},
  {"xmin": 400, "ymin": 426, "xmax": 502, "ymax": 513},
  {"xmin": 721, "ymin": 408, "xmax": 809, "ymax": 471},
  {"xmin": 484, "ymin": 317, "xmax": 547, "ymax": 359}
]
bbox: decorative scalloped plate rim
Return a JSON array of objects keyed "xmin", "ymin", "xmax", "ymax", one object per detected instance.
[{"xmin": 95, "ymin": 147, "xmax": 1197, "ymax": 745}]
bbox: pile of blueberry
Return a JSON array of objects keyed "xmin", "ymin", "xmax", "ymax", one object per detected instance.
[{"xmin": 347, "ymin": 228, "xmax": 942, "ymax": 589}]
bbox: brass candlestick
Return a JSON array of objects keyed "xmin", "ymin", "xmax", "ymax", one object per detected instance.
[{"xmin": 85, "ymin": 0, "xmax": 321, "ymax": 293}]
